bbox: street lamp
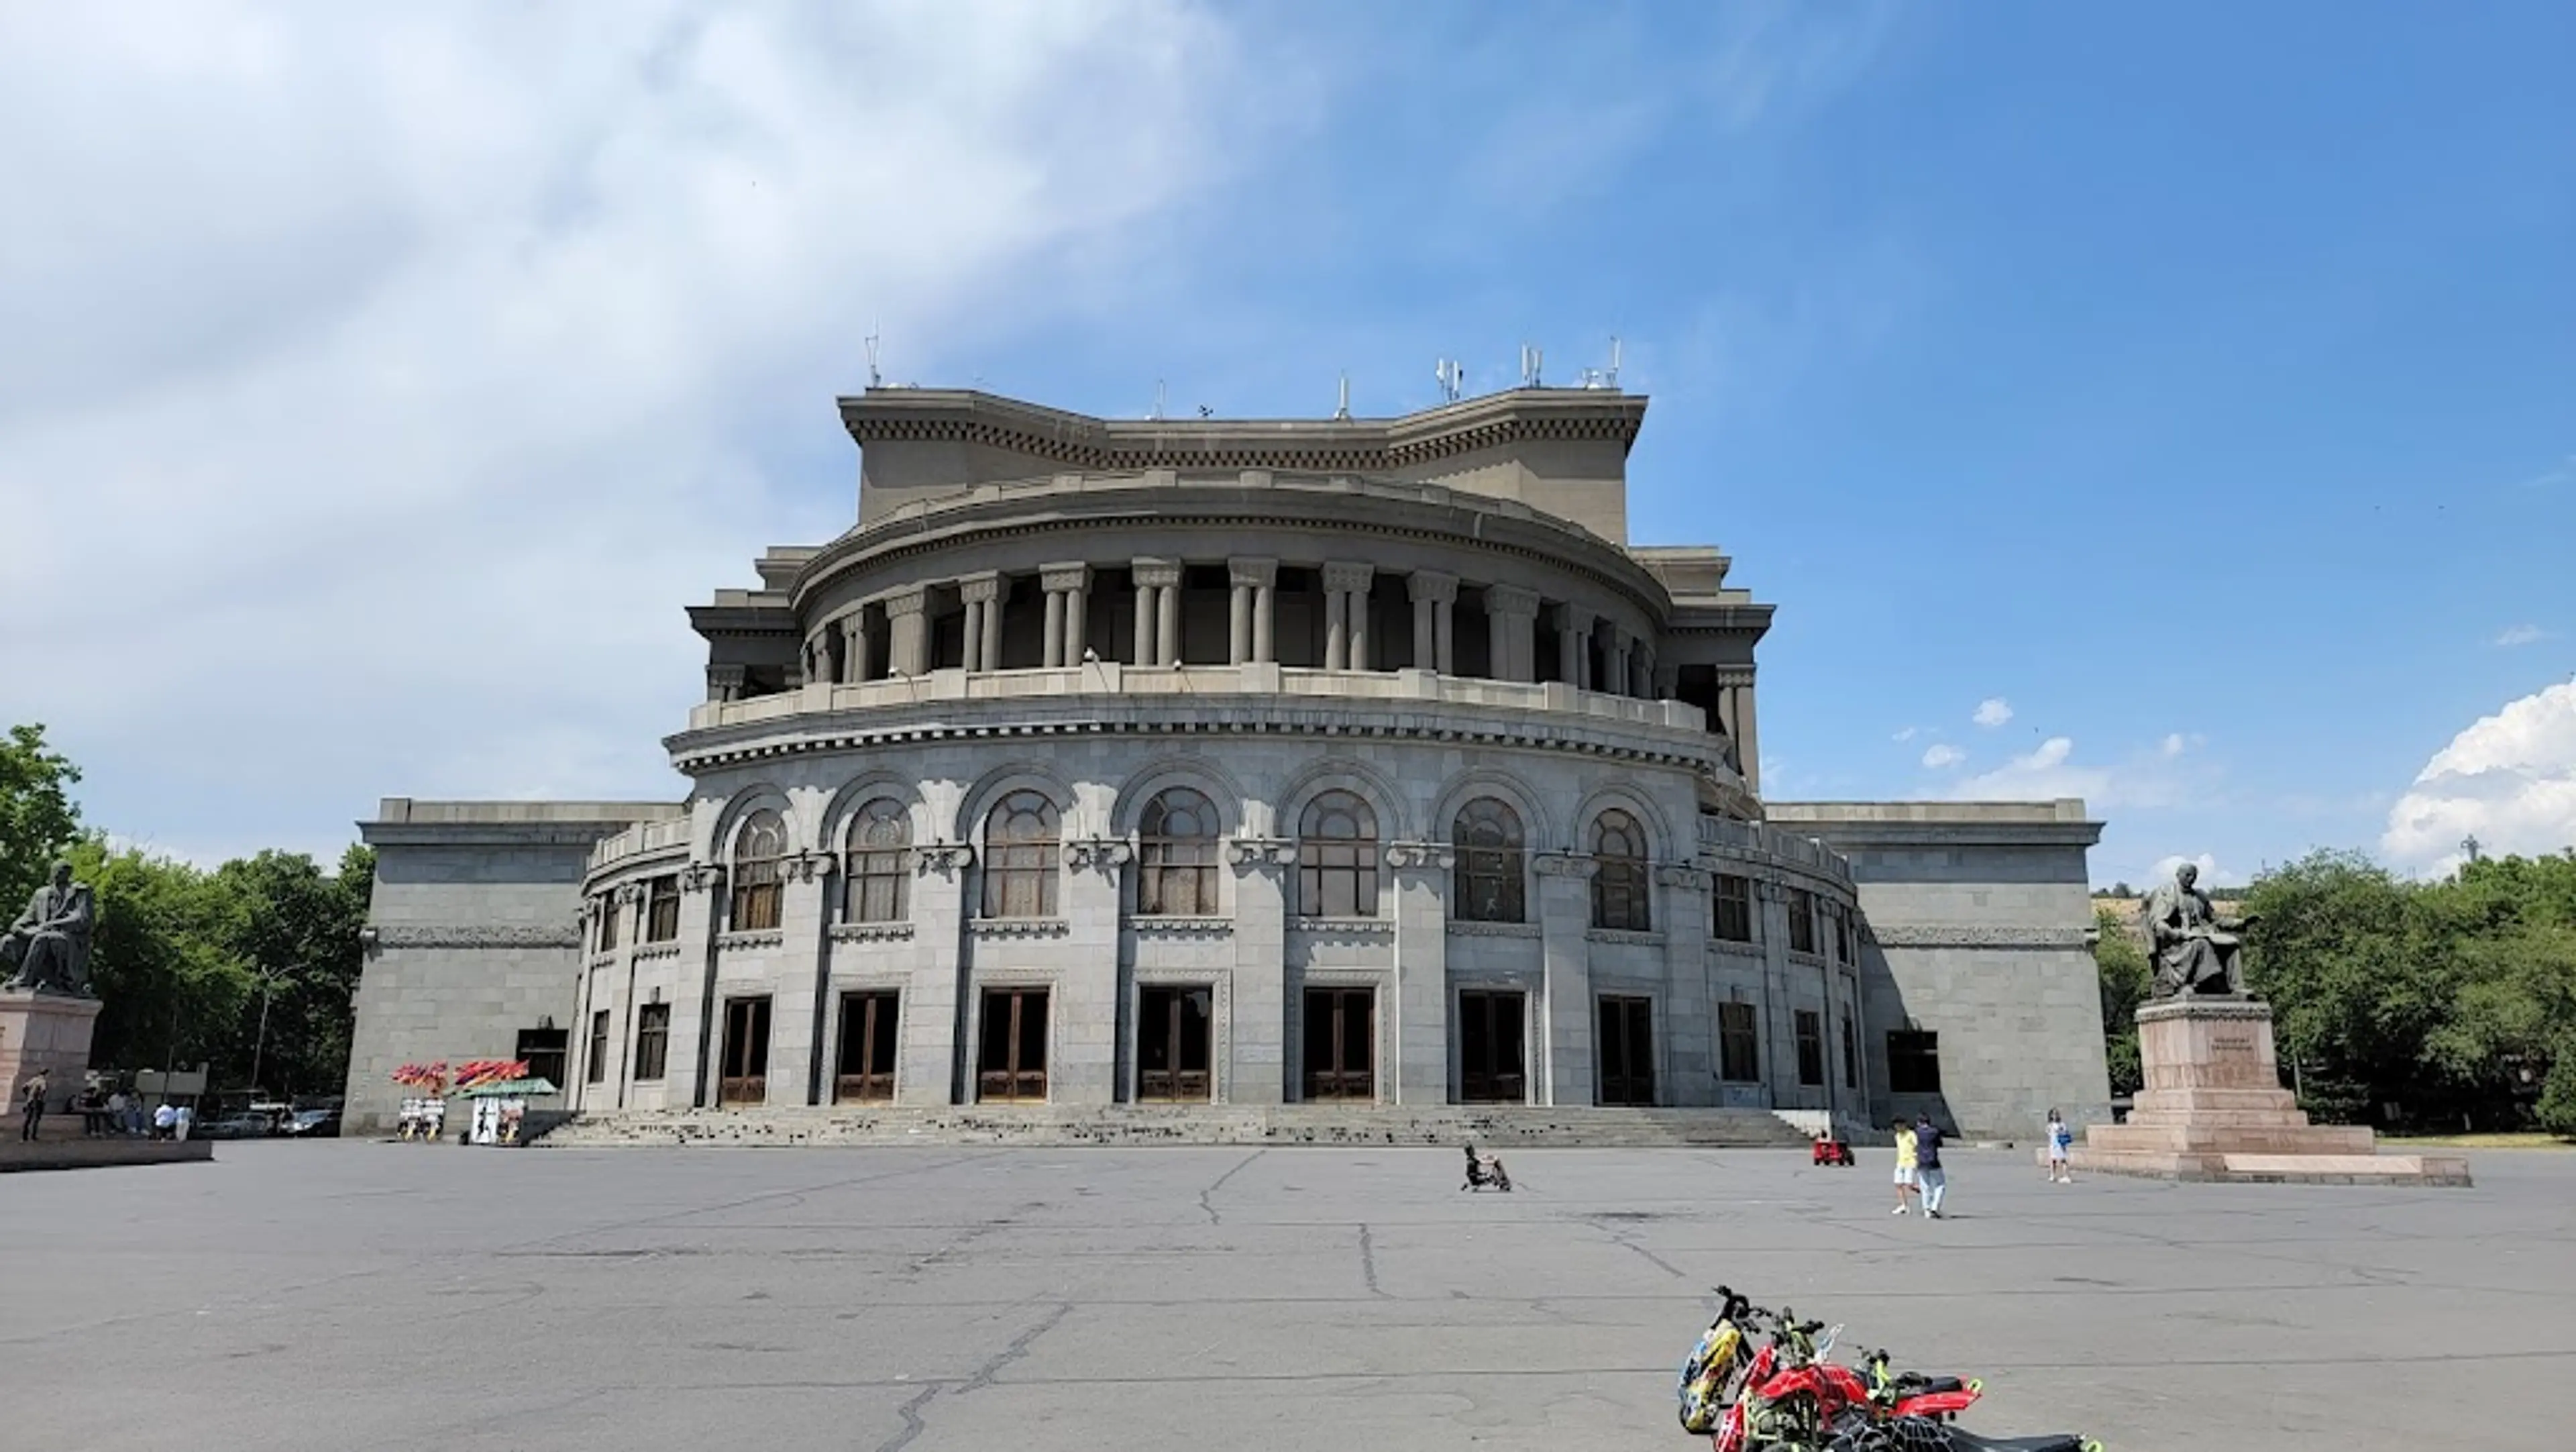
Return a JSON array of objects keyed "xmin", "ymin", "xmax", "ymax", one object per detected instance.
[{"xmin": 249, "ymin": 972, "xmax": 290, "ymax": 1099}]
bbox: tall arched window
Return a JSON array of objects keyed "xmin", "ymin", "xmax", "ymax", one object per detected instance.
[
  {"xmin": 845, "ymin": 798, "xmax": 911, "ymax": 924},
  {"xmin": 1591, "ymin": 807, "xmax": 1651, "ymax": 932},
  {"xmin": 982, "ymin": 790, "xmax": 1061, "ymax": 919},
  {"xmin": 1450, "ymin": 798, "xmax": 1526, "ymax": 923},
  {"xmin": 729, "ymin": 809, "xmax": 787, "ymax": 932},
  {"xmin": 1138, "ymin": 788, "xmax": 1219, "ymax": 917},
  {"xmin": 1298, "ymin": 790, "xmax": 1379, "ymax": 918}
]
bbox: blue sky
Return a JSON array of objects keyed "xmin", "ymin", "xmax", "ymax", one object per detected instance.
[{"xmin": 3, "ymin": 1, "xmax": 2571, "ymax": 887}]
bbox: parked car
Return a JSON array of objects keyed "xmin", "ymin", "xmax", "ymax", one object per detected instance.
[
  {"xmin": 198, "ymin": 1113, "xmax": 274, "ymax": 1140},
  {"xmin": 282, "ymin": 1108, "xmax": 341, "ymax": 1139}
]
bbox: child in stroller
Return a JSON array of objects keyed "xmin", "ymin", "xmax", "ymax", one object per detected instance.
[{"xmin": 1462, "ymin": 1143, "xmax": 1513, "ymax": 1192}]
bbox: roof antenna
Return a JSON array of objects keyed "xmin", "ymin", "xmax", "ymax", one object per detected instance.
[
  {"xmin": 1334, "ymin": 373, "xmax": 1352, "ymax": 420},
  {"xmin": 1520, "ymin": 344, "xmax": 1544, "ymax": 388},
  {"xmin": 1609, "ymin": 335, "xmax": 1621, "ymax": 388},
  {"xmin": 1435, "ymin": 358, "xmax": 1463, "ymax": 403},
  {"xmin": 1152, "ymin": 379, "xmax": 1167, "ymax": 421},
  {"xmin": 1197, "ymin": 404, "xmax": 1214, "ymax": 419},
  {"xmin": 864, "ymin": 328, "xmax": 883, "ymax": 388}
]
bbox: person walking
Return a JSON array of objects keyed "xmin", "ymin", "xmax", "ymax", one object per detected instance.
[
  {"xmin": 1913, "ymin": 1114, "xmax": 1949, "ymax": 1219},
  {"xmin": 18, "ymin": 1069, "xmax": 50, "ymax": 1141},
  {"xmin": 2045, "ymin": 1108, "xmax": 2075, "ymax": 1184},
  {"xmin": 1889, "ymin": 1118, "xmax": 1920, "ymax": 1214},
  {"xmin": 152, "ymin": 1101, "xmax": 176, "ymax": 1141}
]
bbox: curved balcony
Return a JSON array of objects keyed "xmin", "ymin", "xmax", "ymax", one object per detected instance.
[{"xmin": 1699, "ymin": 815, "xmax": 1856, "ymax": 892}]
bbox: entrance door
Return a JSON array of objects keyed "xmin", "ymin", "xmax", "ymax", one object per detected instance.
[
  {"xmin": 1138, "ymin": 985, "xmax": 1214, "ymax": 1102},
  {"xmin": 1302, "ymin": 987, "xmax": 1375, "ymax": 1101},
  {"xmin": 1596, "ymin": 995, "xmax": 1655, "ymax": 1106},
  {"xmin": 835, "ymin": 991, "xmax": 900, "ymax": 1103},
  {"xmin": 718, "ymin": 996, "xmax": 771, "ymax": 1107},
  {"xmin": 977, "ymin": 988, "xmax": 1049, "ymax": 1102},
  {"xmin": 1457, "ymin": 990, "xmax": 1527, "ymax": 1103}
]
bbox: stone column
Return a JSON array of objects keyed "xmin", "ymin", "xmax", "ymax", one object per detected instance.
[
  {"xmin": 1735, "ymin": 678, "xmax": 1762, "ymax": 794},
  {"xmin": 1609, "ymin": 627, "xmax": 1633, "ymax": 698},
  {"xmin": 1230, "ymin": 558, "xmax": 1276, "ymax": 666},
  {"xmin": 706, "ymin": 664, "xmax": 745, "ymax": 703},
  {"xmin": 1408, "ymin": 571, "xmax": 1456, "ymax": 674},
  {"xmin": 1040, "ymin": 564, "xmax": 1090, "ymax": 668},
  {"xmin": 1324, "ymin": 562, "xmax": 1374, "ymax": 671},
  {"xmin": 1658, "ymin": 865, "xmax": 1715, "ymax": 1105},
  {"xmin": 1652, "ymin": 662, "xmax": 1679, "ymax": 701},
  {"xmin": 1067, "ymin": 578, "xmax": 1089, "ymax": 663},
  {"xmin": 884, "ymin": 588, "xmax": 930, "ymax": 676},
  {"xmin": 1558, "ymin": 604, "xmax": 1594, "ymax": 690},
  {"xmin": 1158, "ymin": 572, "xmax": 1182, "ymax": 666},
  {"xmin": 1132, "ymin": 558, "xmax": 1179, "ymax": 667},
  {"xmin": 960, "ymin": 572, "xmax": 1003, "ymax": 674},
  {"xmin": 1044, "ymin": 588, "xmax": 1067, "ymax": 669},
  {"xmin": 673, "ymin": 860, "xmax": 727, "ymax": 1107},
  {"xmin": 840, "ymin": 613, "xmax": 871, "ymax": 684},
  {"xmin": 1058, "ymin": 840, "xmax": 1132, "ymax": 1104},
  {"xmin": 1226, "ymin": 838, "xmax": 1296, "ymax": 1104},
  {"xmin": 1534, "ymin": 851, "xmax": 1598, "ymax": 1104},
  {"xmin": 1487, "ymin": 584, "xmax": 1540, "ymax": 684},
  {"xmin": 1757, "ymin": 879, "xmax": 1794, "ymax": 1104},
  {"xmin": 1386, "ymin": 843, "xmax": 1454, "ymax": 1104},
  {"xmin": 769, "ymin": 849, "xmax": 834, "ymax": 1105},
  {"xmin": 1324, "ymin": 583, "xmax": 1348, "ymax": 670},
  {"xmin": 898, "ymin": 845, "xmax": 974, "ymax": 1105}
]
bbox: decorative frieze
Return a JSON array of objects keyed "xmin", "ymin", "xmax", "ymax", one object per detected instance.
[
  {"xmin": 716, "ymin": 930, "xmax": 785, "ymax": 951},
  {"xmin": 830, "ymin": 922, "xmax": 916, "ymax": 944},
  {"xmin": 632, "ymin": 943, "xmax": 682, "ymax": 962},
  {"xmin": 1321, "ymin": 562, "xmax": 1376, "ymax": 595},
  {"xmin": 1446, "ymin": 921, "xmax": 1542, "ymax": 939},
  {"xmin": 1132, "ymin": 917, "xmax": 1233, "ymax": 939},
  {"xmin": 372, "ymin": 924, "xmax": 584, "ymax": 950},
  {"xmin": 1866, "ymin": 924, "xmax": 2094, "ymax": 949},
  {"xmin": 969, "ymin": 918, "xmax": 1070, "ymax": 939},
  {"xmin": 1587, "ymin": 929, "xmax": 1667, "ymax": 949},
  {"xmin": 1289, "ymin": 917, "xmax": 1395, "ymax": 941}
]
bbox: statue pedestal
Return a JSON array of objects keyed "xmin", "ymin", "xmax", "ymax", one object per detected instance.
[
  {"xmin": 0, "ymin": 988, "xmax": 102, "ymax": 1119},
  {"xmin": 2074, "ymin": 999, "xmax": 2469, "ymax": 1186}
]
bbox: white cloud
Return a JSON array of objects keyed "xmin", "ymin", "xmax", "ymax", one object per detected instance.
[
  {"xmin": 2495, "ymin": 625, "xmax": 2548, "ymax": 648},
  {"xmin": 2150, "ymin": 852, "xmax": 2229, "ymax": 886},
  {"xmin": 0, "ymin": 1, "xmax": 1258, "ymax": 858},
  {"xmin": 2381, "ymin": 682, "xmax": 2576, "ymax": 876},
  {"xmin": 1892, "ymin": 726, "xmax": 1918, "ymax": 742},
  {"xmin": 2160, "ymin": 733, "xmax": 2187, "ymax": 758},
  {"xmin": 1972, "ymin": 697, "xmax": 2014, "ymax": 728},
  {"xmin": 1928, "ymin": 734, "xmax": 2209, "ymax": 812},
  {"xmin": 1920, "ymin": 743, "xmax": 1966, "ymax": 770}
]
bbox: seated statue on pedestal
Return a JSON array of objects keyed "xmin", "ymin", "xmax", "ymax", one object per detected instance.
[
  {"xmin": 2143, "ymin": 862, "xmax": 2255, "ymax": 999},
  {"xmin": 2, "ymin": 862, "xmax": 96, "ymax": 996}
]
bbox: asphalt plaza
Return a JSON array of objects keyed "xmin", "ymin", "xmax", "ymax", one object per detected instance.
[{"xmin": 3, "ymin": 1143, "xmax": 2568, "ymax": 1451}]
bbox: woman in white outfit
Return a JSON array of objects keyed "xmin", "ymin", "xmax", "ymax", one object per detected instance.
[{"xmin": 2045, "ymin": 1107, "xmax": 2074, "ymax": 1184}]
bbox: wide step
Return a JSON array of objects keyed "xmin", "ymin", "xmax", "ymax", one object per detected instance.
[{"xmin": 541, "ymin": 1104, "xmax": 1814, "ymax": 1150}]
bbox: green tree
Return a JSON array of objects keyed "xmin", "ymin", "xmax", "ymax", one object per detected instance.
[
  {"xmin": 2093, "ymin": 904, "xmax": 2152, "ymax": 1095},
  {"xmin": 1, "ymin": 723, "xmax": 83, "ymax": 910},
  {"xmin": 215, "ymin": 845, "xmax": 374, "ymax": 1095},
  {"xmin": 70, "ymin": 838, "xmax": 257, "ymax": 1076}
]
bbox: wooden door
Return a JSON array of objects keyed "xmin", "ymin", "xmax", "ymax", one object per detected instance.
[
  {"xmin": 834, "ymin": 992, "xmax": 899, "ymax": 1103},
  {"xmin": 1596, "ymin": 995, "xmax": 1655, "ymax": 1106},
  {"xmin": 718, "ymin": 996, "xmax": 771, "ymax": 1107},
  {"xmin": 1138, "ymin": 986, "xmax": 1214, "ymax": 1102},
  {"xmin": 1458, "ymin": 990, "xmax": 1527, "ymax": 1103},
  {"xmin": 977, "ymin": 989, "xmax": 1049, "ymax": 1102},
  {"xmin": 1302, "ymin": 987, "xmax": 1375, "ymax": 1101}
]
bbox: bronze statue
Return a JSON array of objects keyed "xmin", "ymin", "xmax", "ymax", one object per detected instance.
[
  {"xmin": 2, "ymin": 862, "xmax": 96, "ymax": 996},
  {"xmin": 2143, "ymin": 862, "xmax": 2254, "ymax": 999}
]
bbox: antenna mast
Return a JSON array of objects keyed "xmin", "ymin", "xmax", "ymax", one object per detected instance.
[
  {"xmin": 1334, "ymin": 373, "xmax": 1352, "ymax": 420},
  {"xmin": 864, "ymin": 329, "xmax": 883, "ymax": 388},
  {"xmin": 1520, "ymin": 344, "xmax": 1544, "ymax": 388},
  {"xmin": 1434, "ymin": 358, "xmax": 1463, "ymax": 403},
  {"xmin": 1152, "ymin": 380, "xmax": 1167, "ymax": 421}
]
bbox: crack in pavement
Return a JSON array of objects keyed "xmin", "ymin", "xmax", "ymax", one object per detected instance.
[
  {"xmin": 867, "ymin": 1304, "xmax": 1069, "ymax": 1452},
  {"xmin": 1360, "ymin": 1223, "xmax": 1388, "ymax": 1298},
  {"xmin": 1198, "ymin": 1149, "xmax": 1263, "ymax": 1225}
]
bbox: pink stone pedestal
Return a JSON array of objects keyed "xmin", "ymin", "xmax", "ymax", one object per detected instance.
[
  {"xmin": 0, "ymin": 988, "xmax": 103, "ymax": 1117},
  {"xmin": 2074, "ymin": 998, "xmax": 2469, "ymax": 1186}
]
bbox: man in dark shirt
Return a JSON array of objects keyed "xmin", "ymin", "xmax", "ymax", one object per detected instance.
[{"xmin": 1912, "ymin": 1114, "xmax": 1949, "ymax": 1218}]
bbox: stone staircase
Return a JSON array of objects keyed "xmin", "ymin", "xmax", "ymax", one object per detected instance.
[{"xmin": 539, "ymin": 1102, "xmax": 1817, "ymax": 1151}]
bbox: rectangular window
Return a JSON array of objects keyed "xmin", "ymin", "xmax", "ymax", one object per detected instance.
[
  {"xmin": 1787, "ymin": 887, "xmax": 1818, "ymax": 955},
  {"xmin": 1794, "ymin": 1009, "xmax": 1825, "ymax": 1087},
  {"xmin": 1839, "ymin": 1006, "xmax": 1858, "ymax": 1090},
  {"xmin": 596, "ymin": 897, "xmax": 619, "ymax": 952},
  {"xmin": 515, "ymin": 1027, "xmax": 569, "ymax": 1092},
  {"xmin": 1835, "ymin": 913, "xmax": 1855, "ymax": 964},
  {"xmin": 645, "ymin": 876, "xmax": 681, "ymax": 942},
  {"xmin": 1718, "ymin": 1001, "xmax": 1761, "ymax": 1083},
  {"xmin": 632, "ymin": 1004, "xmax": 670, "ymax": 1082},
  {"xmin": 1712, "ymin": 874, "xmax": 1756, "ymax": 943},
  {"xmin": 1887, "ymin": 1030, "xmax": 1941, "ymax": 1094},
  {"xmin": 586, "ymin": 1009, "xmax": 610, "ymax": 1084}
]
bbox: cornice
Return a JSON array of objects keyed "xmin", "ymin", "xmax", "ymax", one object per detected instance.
[
  {"xmin": 830, "ymin": 921, "xmax": 916, "ymax": 943},
  {"xmin": 1446, "ymin": 921, "xmax": 1540, "ymax": 939}
]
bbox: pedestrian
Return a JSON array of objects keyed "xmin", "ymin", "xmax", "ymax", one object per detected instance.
[
  {"xmin": 1889, "ymin": 1118, "xmax": 1919, "ymax": 1215},
  {"xmin": 2045, "ymin": 1108, "xmax": 2074, "ymax": 1184},
  {"xmin": 174, "ymin": 1102, "xmax": 194, "ymax": 1141},
  {"xmin": 152, "ymin": 1102, "xmax": 176, "ymax": 1141},
  {"xmin": 107, "ymin": 1089, "xmax": 129, "ymax": 1138},
  {"xmin": 1913, "ymin": 1114, "xmax": 1948, "ymax": 1219},
  {"xmin": 18, "ymin": 1070, "xmax": 49, "ymax": 1141}
]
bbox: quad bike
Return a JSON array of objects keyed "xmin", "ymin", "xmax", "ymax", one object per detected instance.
[{"xmin": 1461, "ymin": 1143, "xmax": 1513, "ymax": 1192}]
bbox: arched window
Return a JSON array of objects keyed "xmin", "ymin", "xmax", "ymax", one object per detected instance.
[
  {"xmin": 1298, "ymin": 790, "xmax": 1380, "ymax": 918},
  {"xmin": 845, "ymin": 798, "xmax": 911, "ymax": 924},
  {"xmin": 729, "ymin": 809, "xmax": 788, "ymax": 932},
  {"xmin": 1138, "ymin": 788, "xmax": 1220, "ymax": 917},
  {"xmin": 1450, "ymin": 798, "xmax": 1525, "ymax": 923},
  {"xmin": 1591, "ymin": 807, "xmax": 1652, "ymax": 932},
  {"xmin": 982, "ymin": 790, "xmax": 1061, "ymax": 919}
]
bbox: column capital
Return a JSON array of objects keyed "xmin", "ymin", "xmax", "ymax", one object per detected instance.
[
  {"xmin": 1322, "ymin": 561, "xmax": 1376, "ymax": 594},
  {"xmin": 1558, "ymin": 600, "xmax": 1595, "ymax": 629},
  {"xmin": 1406, "ymin": 570, "xmax": 1458, "ymax": 604},
  {"xmin": 1132, "ymin": 557, "xmax": 1183, "ymax": 589},
  {"xmin": 1224, "ymin": 836, "xmax": 1297, "ymax": 872},
  {"xmin": 1040, "ymin": 562, "xmax": 1092, "ymax": 592},
  {"xmin": 913, "ymin": 843, "xmax": 975, "ymax": 878},
  {"xmin": 1228, "ymin": 556, "xmax": 1279, "ymax": 588},
  {"xmin": 1655, "ymin": 864, "xmax": 1712, "ymax": 891},
  {"xmin": 1487, "ymin": 583, "xmax": 1541, "ymax": 619},
  {"xmin": 880, "ymin": 587, "xmax": 928, "ymax": 619},
  {"xmin": 1385, "ymin": 841, "xmax": 1456, "ymax": 872},
  {"xmin": 958, "ymin": 570, "xmax": 1006, "ymax": 605},
  {"xmin": 1065, "ymin": 838, "xmax": 1135, "ymax": 874}
]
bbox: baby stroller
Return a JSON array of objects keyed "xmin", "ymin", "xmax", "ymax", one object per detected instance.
[
  {"xmin": 1462, "ymin": 1143, "xmax": 1513, "ymax": 1192},
  {"xmin": 1811, "ymin": 1136, "xmax": 1855, "ymax": 1167}
]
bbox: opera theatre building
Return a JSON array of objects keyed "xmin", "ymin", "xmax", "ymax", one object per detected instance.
[{"xmin": 347, "ymin": 385, "xmax": 2113, "ymax": 1140}]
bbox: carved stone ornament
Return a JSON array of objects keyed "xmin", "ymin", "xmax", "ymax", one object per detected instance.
[
  {"xmin": 784, "ymin": 850, "xmax": 837, "ymax": 885},
  {"xmin": 1321, "ymin": 561, "xmax": 1376, "ymax": 594},
  {"xmin": 1655, "ymin": 864, "xmax": 1712, "ymax": 891},
  {"xmin": 613, "ymin": 881, "xmax": 649, "ymax": 906},
  {"xmin": 914, "ymin": 843, "xmax": 975, "ymax": 878},
  {"xmin": 1532, "ymin": 851, "xmax": 1599, "ymax": 879},
  {"xmin": 372, "ymin": 924, "xmax": 585, "ymax": 951},
  {"xmin": 681, "ymin": 862, "xmax": 726, "ymax": 894},
  {"xmin": 1065, "ymin": 838, "xmax": 1136, "ymax": 874},
  {"xmin": 1383, "ymin": 841, "xmax": 1456, "ymax": 872},
  {"xmin": 1868, "ymin": 924, "xmax": 2094, "ymax": 950},
  {"xmin": 1225, "ymin": 837, "xmax": 1297, "ymax": 870}
]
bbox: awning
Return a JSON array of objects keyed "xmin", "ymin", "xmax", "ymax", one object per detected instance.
[{"xmin": 455, "ymin": 1078, "xmax": 559, "ymax": 1098}]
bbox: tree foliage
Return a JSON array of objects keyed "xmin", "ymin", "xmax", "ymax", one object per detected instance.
[
  {"xmin": 2093, "ymin": 905, "xmax": 2152, "ymax": 1096},
  {"xmin": 1, "ymin": 722, "xmax": 83, "ymax": 911}
]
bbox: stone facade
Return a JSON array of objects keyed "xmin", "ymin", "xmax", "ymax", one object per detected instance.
[{"xmin": 345, "ymin": 387, "xmax": 2112, "ymax": 1139}]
